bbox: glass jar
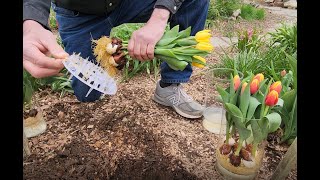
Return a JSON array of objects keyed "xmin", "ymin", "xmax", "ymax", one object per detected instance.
[
  {"xmin": 215, "ymin": 116, "xmax": 267, "ymax": 180},
  {"xmin": 202, "ymin": 68, "xmax": 243, "ymax": 135}
]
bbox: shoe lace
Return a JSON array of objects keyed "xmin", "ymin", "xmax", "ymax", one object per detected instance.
[{"xmin": 173, "ymin": 85, "xmax": 193, "ymax": 104}]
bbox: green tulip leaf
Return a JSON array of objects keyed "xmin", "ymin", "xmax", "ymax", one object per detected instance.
[
  {"xmin": 176, "ymin": 26, "xmax": 191, "ymax": 39},
  {"xmin": 217, "ymin": 85, "xmax": 229, "ymax": 103},
  {"xmin": 155, "ymin": 55, "xmax": 188, "ymax": 71},
  {"xmin": 229, "ymin": 74, "xmax": 235, "ymax": 96},
  {"xmin": 161, "ymin": 25, "xmax": 179, "ymax": 39},
  {"xmin": 225, "ymin": 103, "xmax": 243, "ymax": 119},
  {"xmin": 157, "ymin": 43, "xmax": 177, "ymax": 49},
  {"xmin": 173, "ymin": 36, "xmax": 197, "ymax": 46},
  {"xmin": 251, "ymin": 118, "xmax": 268, "ymax": 143},
  {"xmin": 240, "ymin": 77, "xmax": 252, "ymax": 118},
  {"xmin": 225, "ymin": 103, "xmax": 251, "ymax": 140},
  {"xmin": 157, "ymin": 37, "xmax": 179, "ymax": 46},
  {"xmin": 265, "ymin": 112, "xmax": 282, "ymax": 133},
  {"xmin": 246, "ymin": 96, "xmax": 261, "ymax": 121},
  {"xmin": 281, "ymin": 90, "xmax": 296, "ymax": 111}
]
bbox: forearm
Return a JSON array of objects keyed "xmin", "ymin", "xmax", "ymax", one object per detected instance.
[
  {"xmin": 147, "ymin": 8, "xmax": 170, "ymax": 28},
  {"xmin": 23, "ymin": 0, "xmax": 51, "ymax": 29}
]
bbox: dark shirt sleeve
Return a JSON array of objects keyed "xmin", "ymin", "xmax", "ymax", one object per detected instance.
[
  {"xmin": 154, "ymin": 0, "xmax": 185, "ymax": 14},
  {"xmin": 23, "ymin": 0, "xmax": 51, "ymax": 29}
]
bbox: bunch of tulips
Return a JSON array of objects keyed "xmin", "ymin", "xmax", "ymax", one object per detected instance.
[{"xmin": 94, "ymin": 25, "xmax": 214, "ymax": 76}]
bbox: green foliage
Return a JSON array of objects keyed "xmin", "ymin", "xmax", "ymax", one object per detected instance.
[
  {"xmin": 237, "ymin": 28, "xmax": 264, "ymax": 52},
  {"xmin": 23, "ymin": 70, "xmax": 37, "ymax": 106},
  {"xmin": 110, "ymin": 23, "xmax": 144, "ymax": 41},
  {"xmin": 216, "ymin": 23, "xmax": 297, "ymax": 81},
  {"xmin": 274, "ymin": 52, "xmax": 297, "ymax": 144},
  {"xmin": 269, "ymin": 23, "xmax": 297, "ymax": 55},
  {"xmin": 240, "ymin": 4, "xmax": 265, "ymax": 20},
  {"xmin": 49, "ymin": 7, "xmax": 58, "ymax": 30},
  {"xmin": 207, "ymin": 0, "xmax": 241, "ymax": 20},
  {"xmin": 23, "ymin": 68, "xmax": 73, "ymax": 107},
  {"xmin": 217, "ymin": 49, "xmax": 264, "ymax": 77}
]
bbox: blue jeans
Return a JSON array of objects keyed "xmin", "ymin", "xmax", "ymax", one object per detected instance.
[{"xmin": 53, "ymin": 0, "xmax": 209, "ymax": 102}]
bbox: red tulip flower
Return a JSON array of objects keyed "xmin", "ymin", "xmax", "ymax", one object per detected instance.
[
  {"xmin": 250, "ymin": 79, "xmax": 259, "ymax": 94},
  {"xmin": 270, "ymin": 81, "xmax": 282, "ymax": 94},
  {"xmin": 253, "ymin": 73, "xmax": 264, "ymax": 83},
  {"xmin": 234, "ymin": 75, "xmax": 241, "ymax": 91},
  {"xmin": 281, "ymin": 70, "xmax": 287, "ymax": 77},
  {"xmin": 265, "ymin": 90, "xmax": 279, "ymax": 106}
]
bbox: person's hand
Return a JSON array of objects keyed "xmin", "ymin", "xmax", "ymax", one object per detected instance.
[
  {"xmin": 23, "ymin": 20, "xmax": 69, "ymax": 78},
  {"xmin": 128, "ymin": 8, "xmax": 170, "ymax": 61}
]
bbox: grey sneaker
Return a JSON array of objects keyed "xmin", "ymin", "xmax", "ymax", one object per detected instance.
[{"xmin": 153, "ymin": 81, "xmax": 204, "ymax": 119}]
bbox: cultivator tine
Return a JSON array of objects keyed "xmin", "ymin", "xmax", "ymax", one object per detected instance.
[{"xmin": 85, "ymin": 88, "xmax": 94, "ymax": 97}]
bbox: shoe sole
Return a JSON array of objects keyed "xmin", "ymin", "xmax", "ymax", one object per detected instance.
[{"xmin": 152, "ymin": 94, "xmax": 202, "ymax": 119}]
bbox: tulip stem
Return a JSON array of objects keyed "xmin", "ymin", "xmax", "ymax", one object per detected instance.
[
  {"xmin": 252, "ymin": 142, "xmax": 258, "ymax": 157},
  {"xmin": 226, "ymin": 123, "xmax": 230, "ymax": 144},
  {"xmin": 235, "ymin": 138, "xmax": 243, "ymax": 156},
  {"xmin": 263, "ymin": 106, "xmax": 269, "ymax": 117}
]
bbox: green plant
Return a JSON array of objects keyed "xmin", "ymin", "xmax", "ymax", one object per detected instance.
[
  {"xmin": 273, "ymin": 52, "xmax": 297, "ymax": 144},
  {"xmin": 207, "ymin": 0, "xmax": 220, "ymax": 20},
  {"xmin": 217, "ymin": 49, "xmax": 264, "ymax": 77},
  {"xmin": 236, "ymin": 28, "xmax": 264, "ymax": 52},
  {"xmin": 23, "ymin": 68, "xmax": 73, "ymax": 103},
  {"xmin": 240, "ymin": 4, "xmax": 265, "ymax": 20},
  {"xmin": 268, "ymin": 23, "xmax": 297, "ymax": 55},
  {"xmin": 263, "ymin": 46, "xmax": 295, "ymax": 81},
  {"xmin": 40, "ymin": 69, "xmax": 74, "ymax": 98},
  {"xmin": 210, "ymin": 0, "xmax": 241, "ymax": 19},
  {"xmin": 23, "ymin": 70, "xmax": 37, "ymax": 107}
]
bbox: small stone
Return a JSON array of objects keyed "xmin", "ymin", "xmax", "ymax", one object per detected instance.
[
  {"xmin": 29, "ymin": 109, "xmax": 38, "ymax": 117},
  {"xmin": 58, "ymin": 111, "xmax": 64, "ymax": 119},
  {"xmin": 265, "ymin": 0, "xmax": 274, "ymax": 3},
  {"xmin": 87, "ymin": 125, "xmax": 94, "ymax": 129},
  {"xmin": 232, "ymin": 9, "xmax": 241, "ymax": 18},
  {"xmin": 284, "ymin": 0, "xmax": 297, "ymax": 9},
  {"xmin": 274, "ymin": 2, "xmax": 284, "ymax": 7}
]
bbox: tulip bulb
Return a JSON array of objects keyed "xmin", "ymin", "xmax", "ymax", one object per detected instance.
[
  {"xmin": 108, "ymin": 56, "xmax": 118, "ymax": 67},
  {"xmin": 228, "ymin": 138, "xmax": 236, "ymax": 146},
  {"xmin": 106, "ymin": 43, "xmax": 118, "ymax": 54},
  {"xmin": 242, "ymin": 159, "xmax": 256, "ymax": 168}
]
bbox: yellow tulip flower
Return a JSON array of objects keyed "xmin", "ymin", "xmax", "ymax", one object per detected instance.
[
  {"xmin": 195, "ymin": 42, "xmax": 214, "ymax": 51},
  {"xmin": 192, "ymin": 55, "xmax": 206, "ymax": 68},
  {"xmin": 195, "ymin": 30, "xmax": 211, "ymax": 43}
]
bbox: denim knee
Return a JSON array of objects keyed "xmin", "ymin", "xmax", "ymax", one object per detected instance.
[{"xmin": 71, "ymin": 78, "xmax": 102, "ymax": 102}]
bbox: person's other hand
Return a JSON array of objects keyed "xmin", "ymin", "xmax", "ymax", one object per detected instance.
[
  {"xmin": 128, "ymin": 8, "xmax": 170, "ymax": 61},
  {"xmin": 23, "ymin": 20, "xmax": 69, "ymax": 78}
]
